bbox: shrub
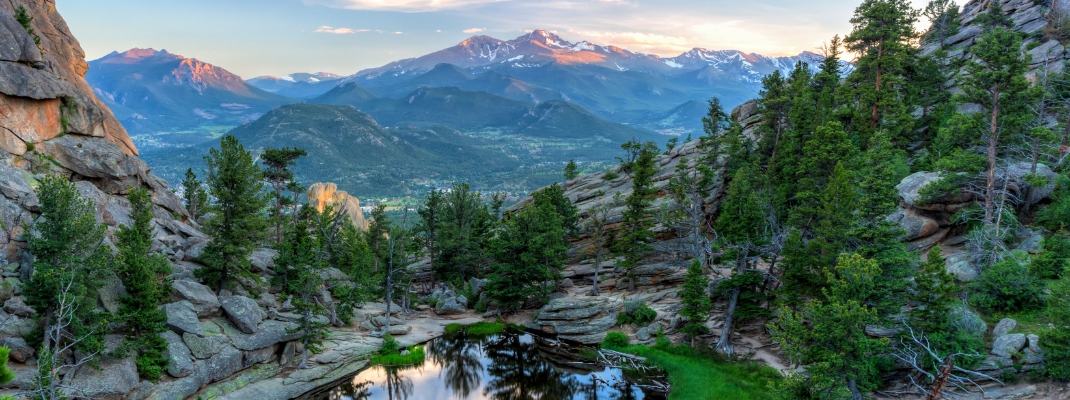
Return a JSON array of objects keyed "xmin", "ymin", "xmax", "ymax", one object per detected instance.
[
  {"xmin": 1038, "ymin": 175, "xmax": 1070, "ymax": 232},
  {"xmin": 602, "ymin": 331, "xmax": 630, "ymax": 349},
  {"xmin": 474, "ymin": 300, "xmax": 488, "ymax": 313},
  {"xmin": 617, "ymin": 299, "xmax": 656, "ymax": 326},
  {"xmin": 970, "ymin": 258, "xmax": 1046, "ymax": 312},
  {"xmin": 372, "ymin": 345, "xmax": 424, "ymax": 366},
  {"xmin": 444, "ymin": 323, "xmax": 464, "ymax": 336},
  {"xmin": 1042, "ymin": 271, "xmax": 1070, "ymax": 380},
  {"xmin": 465, "ymin": 321, "xmax": 504, "ymax": 336},
  {"xmin": 1032, "ymin": 233, "xmax": 1070, "ymax": 280},
  {"xmin": 380, "ymin": 333, "xmax": 399, "ymax": 355}
]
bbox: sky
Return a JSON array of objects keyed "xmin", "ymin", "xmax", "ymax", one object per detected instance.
[{"xmin": 60, "ymin": 0, "xmax": 957, "ymax": 79}]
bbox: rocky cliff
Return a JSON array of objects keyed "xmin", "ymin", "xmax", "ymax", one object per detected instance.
[
  {"xmin": 0, "ymin": 0, "xmax": 135, "ymax": 155},
  {"xmin": 307, "ymin": 182, "xmax": 369, "ymax": 230}
]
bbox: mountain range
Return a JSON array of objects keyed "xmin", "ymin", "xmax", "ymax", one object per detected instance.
[{"xmin": 87, "ymin": 30, "xmax": 845, "ymax": 196}]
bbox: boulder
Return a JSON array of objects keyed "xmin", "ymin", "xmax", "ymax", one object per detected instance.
[
  {"xmin": 864, "ymin": 325, "xmax": 902, "ymax": 338},
  {"xmin": 68, "ymin": 339, "xmax": 140, "ymax": 398},
  {"xmin": 2, "ymin": 296, "xmax": 31, "ymax": 317},
  {"xmin": 1024, "ymin": 334, "xmax": 1044, "ymax": 364},
  {"xmin": 945, "ymin": 253, "xmax": 978, "ymax": 282},
  {"xmin": 183, "ymin": 238, "xmax": 208, "ymax": 263},
  {"xmin": 535, "ymin": 297, "xmax": 624, "ymax": 344},
  {"xmin": 0, "ymin": 7, "xmax": 44, "ymax": 65},
  {"xmin": 992, "ymin": 318, "xmax": 1017, "ymax": 338},
  {"xmin": 98, "ymin": 278, "xmax": 127, "ymax": 314},
  {"xmin": 992, "ymin": 333, "xmax": 1027, "ymax": 358},
  {"xmin": 1, "ymin": 337, "xmax": 32, "ymax": 362},
  {"xmin": 204, "ymin": 345, "xmax": 243, "ymax": 382},
  {"xmin": 217, "ymin": 319, "xmax": 301, "ymax": 351},
  {"xmin": 171, "ymin": 279, "xmax": 220, "ymax": 317},
  {"xmin": 248, "ymin": 248, "xmax": 278, "ymax": 274},
  {"xmin": 307, "ymin": 183, "xmax": 368, "ymax": 230},
  {"xmin": 435, "ymin": 297, "xmax": 466, "ymax": 315},
  {"xmin": 183, "ymin": 330, "xmax": 230, "ymax": 360},
  {"xmin": 949, "ymin": 305, "xmax": 987, "ymax": 338},
  {"xmin": 886, "ymin": 209, "xmax": 940, "ymax": 241},
  {"xmin": 469, "ymin": 277, "xmax": 487, "ymax": 294},
  {"xmin": 280, "ymin": 341, "xmax": 297, "ymax": 367},
  {"xmin": 161, "ymin": 331, "xmax": 194, "ymax": 378},
  {"xmin": 162, "ymin": 301, "xmax": 204, "ymax": 337},
  {"xmin": 220, "ymin": 295, "xmax": 264, "ymax": 334},
  {"xmin": 384, "ymin": 325, "xmax": 412, "ymax": 335},
  {"xmin": 243, "ymin": 344, "xmax": 278, "ymax": 367}
]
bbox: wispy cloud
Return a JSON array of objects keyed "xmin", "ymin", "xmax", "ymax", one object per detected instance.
[
  {"xmin": 567, "ymin": 30, "xmax": 692, "ymax": 54},
  {"xmin": 462, "ymin": 28, "xmax": 485, "ymax": 33},
  {"xmin": 302, "ymin": 0, "xmax": 506, "ymax": 12},
  {"xmin": 315, "ymin": 26, "xmax": 368, "ymax": 34}
]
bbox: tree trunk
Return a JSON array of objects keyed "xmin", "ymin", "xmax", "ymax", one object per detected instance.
[
  {"xmin": 275, "ymin": 183, "xmax": 283, "ymax": 245},
  {"xmin": 716, "ymin": 287, "xmax": 740, "ymax": 355},
  {"xmin": 985, "ymin": 89, "xmax": 1001, "ymax": 225},
  {"xmin": 870, "ymin": 45, "xmax": 884, "ymax": 130},
  {"xmin": 849, "ymin": 378, "xmax": 863, "ymax": 400}
]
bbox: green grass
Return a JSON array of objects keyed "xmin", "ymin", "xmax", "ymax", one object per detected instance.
[
  {"xmin": 371, "ymin": 345, "xmax": 425, "ymax": 366},
  {"xmin": 608, "ymin": 341, "xmax": 779, "ymax": 400},
  {"xmin": 444, "ymin": 321, "xmax": 506, "ymax": 337}
]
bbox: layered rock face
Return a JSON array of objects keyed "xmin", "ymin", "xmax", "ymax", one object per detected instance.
[
  {"xmin": 307, "ymin": 182, "xmax": 369, "ymax": 230},
  {"xmin": 0, "ymin": 0, "xmax": 135, "ymax": 155}
]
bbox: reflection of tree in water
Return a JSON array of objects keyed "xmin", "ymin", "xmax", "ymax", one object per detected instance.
[
  {"xmin": 610, "ymin": 380, "xmax": 641, "ymax": 400},
  {"xmin": 427, "ymin": 332, "xmax": 485, "ymax": 398},
  {"xmin": 325, "ymin": 380, "xmax": 371, "ymax": 400},
  {"xmin": 482, "ymin": 333, "xmax": 580, "ymax": 400},
  {"xmin": 382, "ymin": 363, "xmax": 421, "ymax": 400}
]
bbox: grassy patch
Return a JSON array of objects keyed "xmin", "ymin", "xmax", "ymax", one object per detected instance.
[
  {"xmin": 444, "ymin": 321, "xmax": 506, "ymax": 337},
  {"xmin": 371, "ymin": 345, "xmax": 425, "ymax": 366},
  {"xmin": 608, "ymin": 341, "xmax": 779, "ymax": 400}
]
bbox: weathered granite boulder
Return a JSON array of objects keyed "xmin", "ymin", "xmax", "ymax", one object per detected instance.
[
  {"xmin": 945, "ymin": 252, "xmax": 979, "ymax": 282},
  {"xmin": 220, "ymin": 295, "xmax": 264, "ymax": 334},
  {"xmin": 535, "ymin": 297, "xmax": 623, "ymax": 344},
  {"xmin": 183, "ymin": 326, "xmax": 230, "ymax": 360},
  {"xmin": 172, "ymin": 279, "xmax": 221, "ymax": 317},
  {"xmin": 992, "ymin": 318, "xmax": 1017, "ymax": 338},
  {"xmin": 1, "ymin": 336, "xmax": 32, "ymax": 362},
  {"xmin": 163, "ymin": 300, "xmax": 204, "ymax": 337},
  {"xmin": 249, "ymin": 248, "xmax": 278, "ymax": 274},
  {"xmin": 162, "ymin": 330, "xmax": 194, "ymax": 378},
  {"xmin": 204, "ymin": 345, "xmax": 244, "ymax": 382},
  {"xmin": 886, "ymin": 208, "xmax": 940, "ymax": 241},
  {"xmin": 435, "ymin": 296, "xmax": 466, "ymax": 315},
  {"xmin": 68, "ymin": 337, "xmax": 139, "ymax": 399},
  {"xmin": 3, "ymin": 296, "xmax": 31, "ymax": 317},
  {"xmin": 992, "ymin": 333, "xmax": 1027, "ymax": 358},
  {"xmin": 217, "ymin": 318, "xmax": 301, "ymax": 351}
]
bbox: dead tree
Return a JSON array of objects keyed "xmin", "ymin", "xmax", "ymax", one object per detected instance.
[
  {"xmin": 583, "ymin": 192, "xmax": 620, "ymax": 296},
  {"xmin": 892, "ymin": 326, "xmax": 1004, "ymax": 399},
  {"xmin": 19, "ymin": 278, "xmax": 102, "ymax": 400}
]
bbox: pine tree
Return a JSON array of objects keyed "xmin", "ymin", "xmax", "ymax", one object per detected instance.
[
  {"xmin": 417, "ymin": 189, "xmax": 445, "ymax": 287},
  {"xmin": 922, "ymin": 0, "xmax": 961, "ymax": 46},
  {"xmin": 23, "ymin": 176, "xmax": 111, "ymax": 355},
  {"xmin": 679, "ymin": 260, "xmax": 711, "ymax": 346},
  {"xmin": 958, "ymin": 26, "xmax": 1035, "ymax": 224},
  {"xmin": 771, "ymin": 254, "xmax": 890, "ymax": 399},
  {"xmin": 181, "ymin": 168, "xmax": 208, "ymax": 222},
  {"xmin": 613, "ymin": 141, "xmax": 660, "ymax": 290},
  {"xmin": 532, "ymin": 183, "xmax": 579, "ymax": 237},
  {"xmin": 261, "ymin": 147, "xmax": 307, "ymax": 244},
  {"xmin": 115, "ymin": 189, "xmax": 171, "ymax": 381},
  {"xmin": 1044, "ymin": 268, "xmax": 1070, "ymax": 380},
  {"xmin": 564, "ymin": 160, "xmax": 579, "ymax": 181},
  {"xmin": 365, "ymin": 205, "xmax": 390, "ymax": 273},
  {"xmin": 14, "ymin": 5, "xmax": 40, "ymax": 46},
  {"xmin": 841, "ymin": 0, "xmax": 920, "ymax": 145},
  {"xmin": 197, "ymin": 135, "xmax": 269, "ymax": 293},
  {"xmin": 756, "ymin": 70, "xmax": 791, "ymax": 164},
  {"xmin": 486, "ymin": 201, "xmax": 568, "ymax": 311},
  {"xmin": 909, "ymin": 246, "xmax": 956, "ymax": 333},
  {"xmin": 583, "ymin": 193, "xmax": 620, "ymax": 297},
  {"xmin": 279, "ymin": 206, "xmax": 330, "ymax": 369},
  {"xmin": 436, "ymin": 182, "xmax": 494, "ymax": 282}
]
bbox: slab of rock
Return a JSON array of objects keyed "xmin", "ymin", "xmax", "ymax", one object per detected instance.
[
  {"xmin": 163, "ymin": 300, "xmax": 204, "ymax": 337},
  {"xmin": 992, "ymin": 333, "xmax": 1027, "ymax": 358},
  {"xmin": 248, "ymin": 248, "xmax": 278, "ymax": 274},
  {"xmin": 280, "ymin": 341, "xmax": 297, "ymax": 367},
  {"xmin": 383, "ymin": 325, "xmax": 412, "ymax": 336},
  {"xmin": 887, "ymin": 208, "xmax": 940, "ymax": 241},
  {"xmin": 220, "ymin": 295, "xmax": 264, "ymax": 334},
  {"xmin": 172, "ymin": 279, "xmax": 220, "ymax": 317},
  {"xmin": 217, "ymin": 318, "xmax": 301, "ymax": 351},
  {"xmin": 204, "ymin": 345, "xmax": 243, "ymax": 383},
  {"xmin": 992, "ymin": 318, "xmax": 1017, "ymax": 338},
  {"xmin": 3, "ymin": 296, "xmax": 31, "ymax": 317},
  {"xmin": 162, "ymin": 331, "xmax": 194, "ymax": 378},
  {"xmin": 243, "ymin": 344, "xmax": 278, "ymax": 368},
  {"xmin": 183, "ymin": 330, "xmax": 229, "ymax": 360},
  {"xmin": 945, "ymin": 253, "xmax": 978, "ymax": 282},
  {"xmin": 69, "ymin": 350, "xmax": 140, "ymax": 398},
  {"xmin": 535, "ymin": 297, "xmax": 623, "ymax": 344},
  {"xmin": 1, "ymin": 337, "xmax": 32, "ymax": 362},
  {"xmin": 98, "ymin": 278, "xmax": 127, "ymax": 314}
]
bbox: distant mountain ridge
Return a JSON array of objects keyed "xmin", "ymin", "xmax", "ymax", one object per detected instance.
[{"xmin": 348, "ymin": 30, "xmax": 851, "ymax": 86}]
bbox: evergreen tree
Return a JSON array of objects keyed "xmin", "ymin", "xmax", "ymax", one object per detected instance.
[
  {"xmin": 564, "ymin": 160, "xmax": 580, "ymax": 181},
  {"xmin": 436, "ymin": 183, "xmax": 494, "ymax": 282},
  {"xmin": 181, "ymin": 168, "xmax": 208, "ymax": 222},
  {"xmin": 196, "ymin": 135, "xmax": 269, "ymax": 293},
  {"xmin": 23, "ymin": 175, "xmax": 110, "ymax": 355},
  {"xmin": 613, "ymin": 141, "xmax": 660, "ymax": 290},
  {"xmin": 583, "ymin": 193, "xmax": 620, "ymax": 297},
  {"xmin": 955, "ymin": 26, "xmax": 1035, "ymax": 224},
  {"xmin": 417, "ymin": 188, "xmax": 445, "ymax": 287},
  {"xmin": 532, "ymin": 183, "xmax": 579, "ymax": 237},
  {"xmin": 841, "ymin": 0, "xmax": 919, "ymax": 145},
  {"xmin": 922, "ymin": 0, "xmax": 961, "ymax": 46},
  {"xmin": 771, "ymin": 254, "xmax": 890, "ymax": 399},
  {"xmin": 278, "ymin": 206, "xmax": 330, "ymax": 368},
  {"xmin": 261, "ymin": 147, "xmax": 307, "ymax": 244},
  {"xmin": 756, "ymin": 70, "xmax": 791, "ymax": 164},
  {"xmin": 365, "ymin": 205, "xmax": 390, "ymax": 272},
  {"xmin": 14, "ymin": 5, "xmax": 40, "ymax": 46},
  {"xmin": 679, "ymin": 260, "xmax": 712, "ymax": 346},
  {"xmin": 115, "ymin": 189, "xmax": 171, "ymax": 381},
  {"xmin": 486, "ymin": 200, "xmax": 568, "ymax": 311},
  {"xmin": 909, "ymin": 246, "xmax": 957, "ymax": 333}
]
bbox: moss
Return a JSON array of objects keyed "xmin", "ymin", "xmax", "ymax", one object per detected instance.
[
  {"xmin": 371, "ymin": 345, "xmax": 425, "ymax": 366},
  {"xmin": 614, "ymin": 344, "xmax": 780, "ymax": 400}
]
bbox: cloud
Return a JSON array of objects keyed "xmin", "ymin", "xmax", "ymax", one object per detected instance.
[
  {"xmin": 462, "ymin": 28, "xmax": 485, "ymax": 33},
  {"xmin": 315, "ymin": 26, "xmax": 368, "ymax": 34},
  {"xmin": 302, "ymin": 0, "xmax": 506, "ymax": 12}
]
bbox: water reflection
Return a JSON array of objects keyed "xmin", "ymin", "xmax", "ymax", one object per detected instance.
[{"xmin": 315, "ymin": 330, "xmax": 657, "ymax": 400}]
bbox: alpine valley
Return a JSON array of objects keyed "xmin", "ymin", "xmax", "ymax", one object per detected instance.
[{"xmin": 88, "ymin": 30, "xmax": 849, "ymax": 197}]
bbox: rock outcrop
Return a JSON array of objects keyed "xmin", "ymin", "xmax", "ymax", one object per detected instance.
[
  {"xmin": 307, "ymin": 182, "xmax": 369, "ymax": 230},
  {"xmin": 0, "ymin": 0, "xmax": 135, "ymax": 155}
]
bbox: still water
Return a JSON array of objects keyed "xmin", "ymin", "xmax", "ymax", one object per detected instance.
[{"xmin": 309, "ymin": 330, "xmax": 663, "ymax": 400}]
